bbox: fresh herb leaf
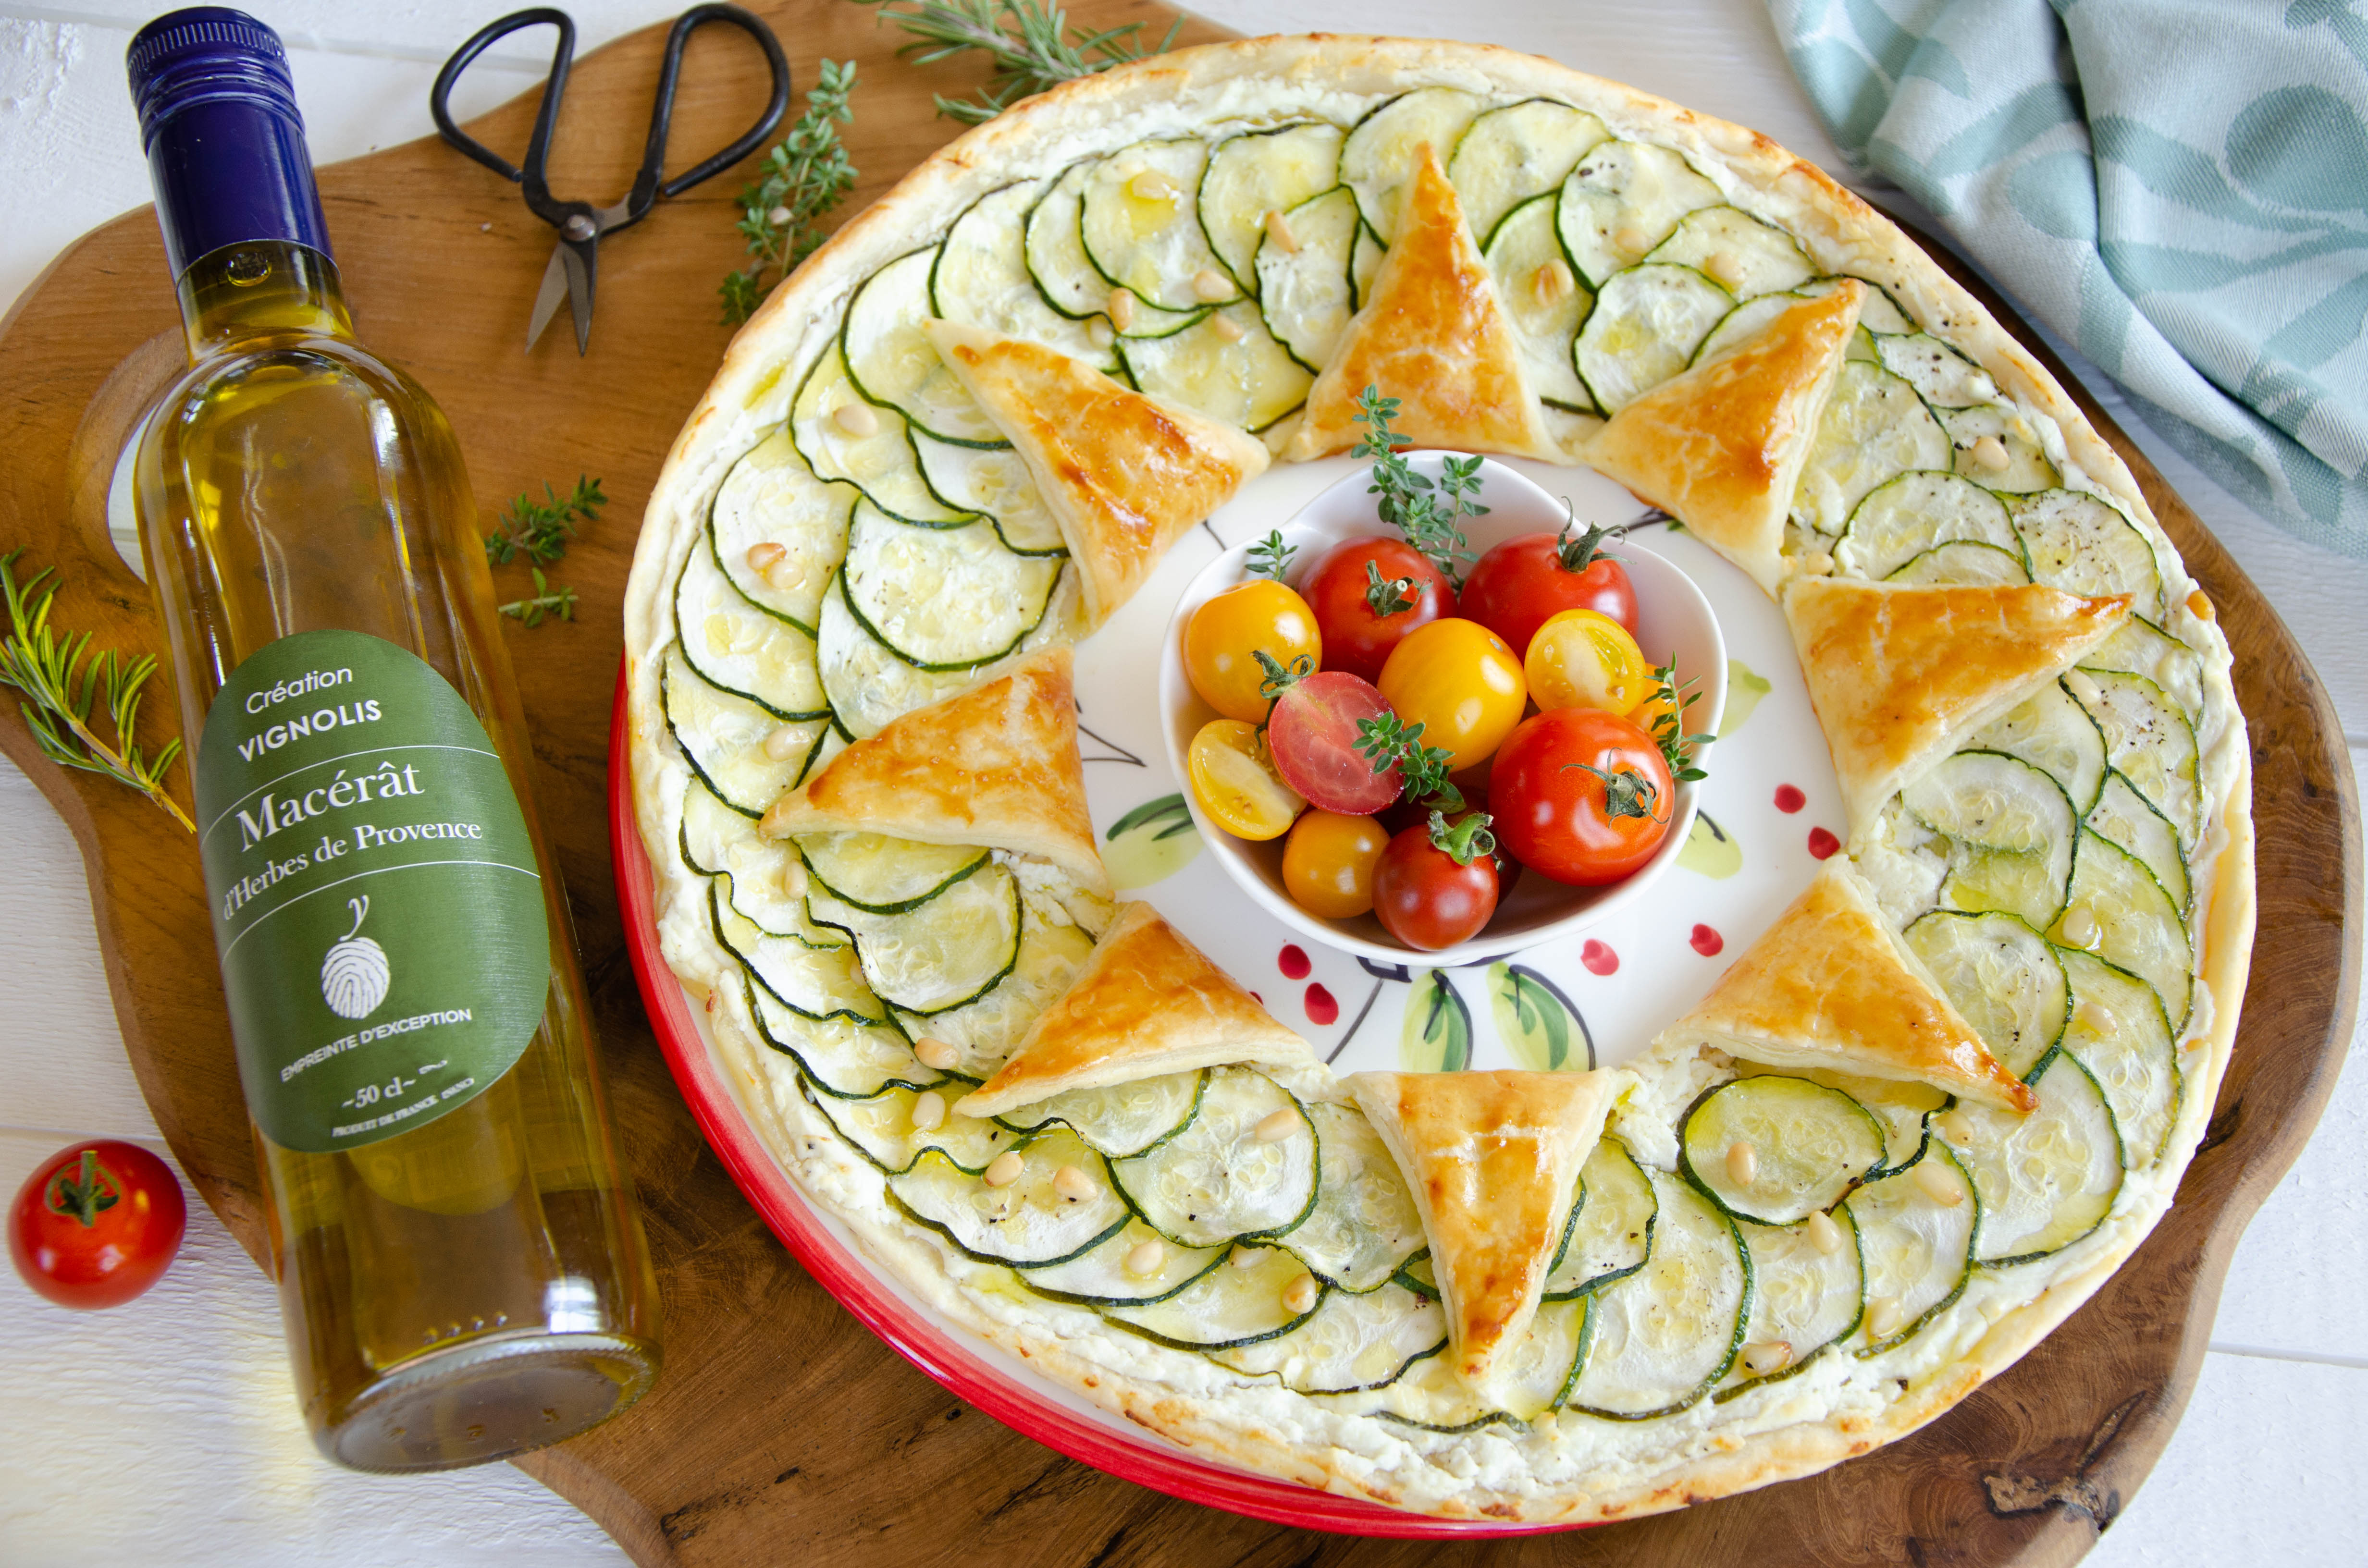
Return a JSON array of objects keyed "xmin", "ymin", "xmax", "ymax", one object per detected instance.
[
  {"xmin": 1245, "ymin": 530, "xmax": 1296, "ymax": 582},
  {"xmin": 1353, "ymin": 710, "xmax": 1461, "ymax": 810},
  {"xmin": 1351, "ymin": 385, "xmax": 1486, "ymax": 585},
  {"xmin": 853, "ymin": 0, "xmax": 1179, "ymax": 124},
  {"xmin": 1427, "ymin": 808, "xmax": 1495, "ymax": 867},
  {"xmin": 1566, "ymin": 759, "xmax": 1664, "ymax": 822},
  {"xmin": 484, "ymin": 475, "xmax": 605, "ymax": 566},
  {"xmin": 1644, "ymin": 656, "xmax": 1714, "ymax": 783},
  {"xmin": 500, "ymin": 567, "xmax": 578, "ymax": 628},
  {"xmin": 1363, "ymin": 560, "xmax": 1415, "ymax": 617},
  {"xmin": 721, "ymin": 59, "xmax": 859, "ymax": 324},
  {"xmin": 0, "ymin": 551, "xmax": 191, "ymax": 831},
  {"xmin": 1252, "ymin": 648, "xmax": 1313, "ymax": 701}
]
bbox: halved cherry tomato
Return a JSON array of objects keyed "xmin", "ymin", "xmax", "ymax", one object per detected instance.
[
  {"xmin": 1459, "ymin": 518, "xmax": 1637, "ymax": 654},
  {"xmin": 1266, "ymin": 670, "xmax": 1402, "ymax": 814},
  {"xmin": 10, "ymin": 1140, "xmax": 186, "ymax": 1310},
  {"xmin": 1490, "ymin": 707, "xmax": 1676, "ymax": 885},
  {"xmin": 1283, "ymin": 810, "xmax": 1392, "ymax": 919},
  {"xmin": 1525, "ymin": 608, "xmax": 1650, "ymax": 716},
  {"xmin": 1375, "ymin": 618, "xmax": 1527, "ymax": 772},
  {"xmin": 1372, "ymin": 812, "xmax": 1501, "ymax": 950},
  {"xmin": 1300, "ymin": 537, "xmax": 1454, "ymax": 683},
  {"xmin": 1188, "ymin": 719, "xmax": 1305, "ymax": 840},
  {"xmin": 1184, "ymin": 579, "xmax": 1322, "ymax": 722}
]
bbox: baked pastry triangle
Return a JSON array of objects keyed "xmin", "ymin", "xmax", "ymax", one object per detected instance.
[
  {"xmin": 953, "ymin": 901, "xmax": 1311, "ymax": 1118},
  {"xmin": 921, "ymin": 318, "xmax": 1270, "ymax": 629},
  {"xmin": 758, "ymin": 647, "xmax": 1107, "ymax": 893},
  {"xmin": 1785, "ymin": 577, "xmax": 2131, "ymax": 832},
  {"xmin": 1582, "ymin": 284, "xmax": 1865, "ymax": 596},
  {"xmin": 1285, "ymin": 146, "xmax": 1560, "ymax": 462},
  {"xmin": 1346, "ymin": 1068, "xmax": 1620, "ymax": 1391},
  {"xmin": 1664, "ymin": 863, "xmax": 2036, "ymax": 1113}
]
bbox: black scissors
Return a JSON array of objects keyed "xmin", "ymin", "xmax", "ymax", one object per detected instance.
[{"xmin": 431, "ymin": 5, "xmax": 791, "ymax": 354}]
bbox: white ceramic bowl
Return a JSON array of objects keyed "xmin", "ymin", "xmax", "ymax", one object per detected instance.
[{"xmin": 1159, "ymin": 453, "xmax": 1728, "ymax": 967}]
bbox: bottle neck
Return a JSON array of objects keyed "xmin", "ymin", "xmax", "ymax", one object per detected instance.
[{"xmin": 176, "ymin": 240, "xmax": 353, "ymax": 356}]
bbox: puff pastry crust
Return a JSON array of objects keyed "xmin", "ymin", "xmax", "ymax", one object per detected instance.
[
  {"xmin": 924, "ymin": 319, "xmax": 1269, "ymax": 629},
  {"xmin": 1582, "ymin": 284, "xmax": 1864, "ymax": 596}
]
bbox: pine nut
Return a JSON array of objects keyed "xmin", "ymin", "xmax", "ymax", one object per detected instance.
[
  {"xmin": 913, "ymin": 1037, "xmax": 960, "ymax": 1071},
  {"xmin": 1211, "ymin": 313, "xmax": 1246, "ymax": 343},
  {"xmin": 777, "ymin": 858, "xmax": 807, "ymax": 899},
  {"xmin": 2063, "ymin": 668, "xmax": 2102, "ymax": 704},
  {"xmin": 1124, "ymin": 1239, "xmax": 1165, "ymax": 1276},
  {"xmin": 832, "ymin": 401, "xmax": 879, "ymax": 437},
  {"xmin": 1935, "ymin": 1109, "xmax": 1974, "ymax": 1145},
  {"xmin": 2060, "ymin": 902, "xmax": 2102, "ymax": 950},
  {"xmin": 1704, "ymin": 251, "xmax": 1743, "ymax": 289},
  {"xmin": 2187, "ymin": 588, "xmax": 2215, "ymax": 622},
  {"xmin": 1128, "ymin": 169, "xmax": 1177, "ymax": 202},
  {"xmin": 1740, "ymin": 1339, "xmax": 1794, "ymax": 1376},
  {"xmin": 1254, "ymin": 1108, "xmax": 1301, "ymax": 1143},
  {"xmin": 1282, "ymin": 1272, "xmax": 1320, "ymax": 1314},
  {"xmin": 744, "ymin": 541, "xmax": 787, "ymax": 574},
  {"xmin": 1192, "ymin": 268, "xmax": 1233, "ymax": 302},
  {"xmin": 1726, "ymin": 1140, "xmax": 1758, "ymax": 1187},
  {"xmin": 983, "ymin": 1151, "xmax": 1025, "ymax": 1188},
  {"xmin": 762, "ymin": 723, "xmax": 807, "ymax": 761},
  {"xmin": 1229, "ymin": 1245, "xmax": 1262, "ymax": 1270},
  {"xmin": 1052, "ymin": 1164, "xmax": 1096, "ymax": 1202},
  {"xmin": 911, "ymin": 1090, "xmax": 947, "ymax": 1132},
  {"xmin": 1614, "ymin": 222, "xmax": 1650, "ymax": 256},
  {"xmin": 2076, "ymin": 998, "xmax": 2120, "ymax": 1037},
  {"xmin": 1801, "ymin": 549, "xmax": 1836, "ymax": 576},
  {"xmin": 1971, "ymin": 434, "xmax": 2011, "ymax": 472},
  {"xmin": 761, "ymin": 556, "xmax": 803, "ymax": 592},
  {"xmin": 1912, "ymin": 1159, "xmax": 1964, "ymax": 1206},
  {"xmin": 1806, "ymin": 1209, "xmax": 1846, "ymax": 1255},
  {"xmin": 1533, "ymin": 257, "xmax": 1575, "ymax": 304},
  {"xmin": 1106, "ymin": 287, "xmax": 1137, "ymax": 332},
  {"xmin": 1867, "ymin": 1295, "xmax": 1906, "ymax": 1340},
  {"xmin": 1263, "ymin": 209, "xmax": 1299, "ymax": 254}
]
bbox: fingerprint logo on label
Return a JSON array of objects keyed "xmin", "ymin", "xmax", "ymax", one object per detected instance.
[{"xmin": 321, "ymin": 895, "xmax": 391, "ymax": 1020}]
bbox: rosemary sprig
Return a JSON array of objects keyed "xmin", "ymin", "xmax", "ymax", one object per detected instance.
[
  {"xmin": 500, "ymin": 567, "xmax": 578, "ymax": 628},
  {"xmin": 484, "ymin": 475, "xmax": 605, "ymax": 566},
  {"xmin": 854, "ymin": 0, "xmax": 1178, "ymax": 123},
  {"xmin": 1645, "ymin": 656, "xmax": 1714, "ymax": 783},
  {"xmin": 1245, "ymin": 530, "xmax": 1296, "ymax": 582},
  {"xmin": 1351, "ymin": 386, "xmax": 1487, "ymax": 586},
  {"xmin": 0, "ymin": 551, "xmax": 191, "ymax": 832},
  {"xmin": 1353, "ymin": 711, "xmax": 1461, "ymax": 811},
  {"xmin": 721, "ymin": 59, "xmax": 859, "ymax": 324}
]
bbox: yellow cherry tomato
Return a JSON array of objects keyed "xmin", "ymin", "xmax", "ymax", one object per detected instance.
[
  {"xmin": 1375, "ymin": 618, "xmax": 1528, "ymax": 772},
  {"xmin": 1184, "ymin": 580, "xmax": 1322, "ymax": 723},
  {"xmin": 1524, "ymin": 607, "xmax": 1649, "ymax": 716},
  {"xmin": 1282, "ymin": 810, "xmax": 1391, "ymax": 919},
  {"xmin": 1188, "ymin": 719, "xmax": 1306, "ymax": 840}
]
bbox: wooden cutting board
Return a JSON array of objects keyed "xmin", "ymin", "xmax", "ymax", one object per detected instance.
[{"xmin": 0, "ymin": 5, "xmax": 2354, "ymax": 1563}]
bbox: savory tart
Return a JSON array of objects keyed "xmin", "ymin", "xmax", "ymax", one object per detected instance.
[{"xmin": 622, "ymin": 35, "xmax": 2253, "ymax": 1525}]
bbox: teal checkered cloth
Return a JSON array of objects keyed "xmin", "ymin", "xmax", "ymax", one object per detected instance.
[{"xmin": 1771, "ymin": 0, "xmax": 2368, "ymax": 555}]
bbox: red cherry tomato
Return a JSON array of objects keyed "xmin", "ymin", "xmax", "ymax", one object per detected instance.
[
  {"xmin": 1300, "ymin": 537, "xmax": 1455, "ymax": 683},
  {"xmin": 1460, "ymin": 519, "xmax": 1638, "ymax": 656},
  {"xmin": 1372, "ymin": 813, "xmax": 1502, "ymax": 950},
  {"xmin": 1265, "ymin": 670, "xmax": 1403, "ymax": 815},
  {"xmin": 10, "ymin": 1140, "xmax": 186, "ymax": 1310},
  {"xmin": 1490, "ymin": 707, "xmax": 1676, "ymax": 885}
]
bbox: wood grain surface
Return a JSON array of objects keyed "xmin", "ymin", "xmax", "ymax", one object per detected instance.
[{"xmin": 0, "ymin": 5, "xmax": 2353, "ymax": 1564}]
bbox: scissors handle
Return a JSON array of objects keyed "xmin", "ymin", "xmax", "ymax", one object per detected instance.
[
  {"xmin": 429, "ymin": 7, "xmax": 577, "ymax": 210},
  {"xmin": 633, "ymin": 4, "xmax": 793, "ymax": 213}
]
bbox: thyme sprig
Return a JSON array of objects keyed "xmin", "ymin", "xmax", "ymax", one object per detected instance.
[
  {"xmin": 1245, "ymin": 530, "xmax": 1296, "ymax": 582},
  {"xmin": 499, "ymin": 567, "xmax": 578, "ymax": 628},
  {"xmin": 1644, "ymin": 656, "xmax": 1714, "ymax": 783},
  {"xmin": 721, "ymin": 59, "xmax": 859, "ymax": 325},
  {"xmin": 854, "ymin": 0, "xmax": 1179, "ymax": 124},
  {"xmin": 484, "ymin": 475, "xmax": 605, "ymax": 566},
  {"xmin": 1351, "ymin": 387, "xmax": 1486, "ymax": 586},
  {"xmin": 1353, "ymin": 711, "xmax": 1461, "ymax": 811},
  {"xmin": 0, "ymin": 551, "xmax": 191, "ymax": 832}
]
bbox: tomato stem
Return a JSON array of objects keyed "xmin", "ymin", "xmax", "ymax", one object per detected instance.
[
  {"xmin": 1362, "ymin": 561, "xmax": 1416, "ymax": 618},
  {"xmin": 1252, "ymin": 648, "xmax": 1314, "ymax": 701},
  {"xmin": 1553, "ymin": 505, "xmax": 1625, "ymax": 574},
  {"xmin": 44, "ymin": 1149, "xmax": 121, "ymax": 1228},
  {"xmin": 1566, "ymin": 760, "xmax": 1665, "ymax": 823},
  {"xmin": 1428, "ymin": 808, "xmax": 1496, "ymax": 866}
]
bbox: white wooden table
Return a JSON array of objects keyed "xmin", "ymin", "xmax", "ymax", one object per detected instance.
[{"xmin": 0, "ymin": 2, "xmax": 2358, "ymax": 1562}]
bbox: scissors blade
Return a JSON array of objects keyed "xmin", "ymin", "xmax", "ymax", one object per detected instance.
[
  {"xmin": 526, "ymin": 241, "xmax": 570, "ymax": 353},
  {"xmin": 563, "ymin": 239, "xmax": 595, "ymax": 356}
]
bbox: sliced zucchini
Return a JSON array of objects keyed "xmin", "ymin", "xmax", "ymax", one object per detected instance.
[
  {"xmin": 2087, "ymin": 771, "xmax": 2190, "ymax": 911},
  {"xmin": 896, "ymin": 907, "xmax": 1096, "ymax": 1078},
  {"xmin": 746, "ymin": 978, "xmax": 938, "ymax": 1100},
  {"xmin": 2060, "ymin": 947, "xmax": 2182, "ymax": 1169},
  {"xmin": 661, "ymin": 643, "xmax": 814, "ymax": 816},
  {"xmin": 1692, "ymin": 291, "xmax": 1799, "ymax": 366},
  {"xmin": 795, "ymin": 831, "xmax": 986, "ymax": 915},
  {"xmin": 681, "ymin": 772, "xmax": 796, "ymax": 881},
  {"xmin": 1875, "ymin": 332, "xmax": 1998, "ymax": 407},
  {"xmin": 1104, "ymin": 1241, "xmax": 1320, "ymax": 1348},
  {"xmin": 790, "ymin": 344, "xmax": 975, "ymax": 527},
  {"xmin": 1574, "ymin": 263, "xmax": 1733, "ymax": 413},
  {"xmin": 807, "ymin": 1080, "xmax": 1014, "ymax": 1174},
  {"xmin": 2010, "ymin": 489, "xmax": 2165, "ymax": 620},
  {"xmin": 1111, "ymin": 1067, "xmax": 1320, "ymax": 1248},
  {"xmin": 994, "ymin": 1069, "xmax": 1205, "ymax": 1159},
  {"xmin": 1966, "ymin": 679, "xmax": 2109, "ymax": 815},
  {"xmin": 711, "ymin": 878, "xmax": 888, "ymax": 1025},
  {"xmin": 1854, "ymin": 795, "xmax": 1951, "ymax": 931},
  {"xmin": 1834, "ymin": 470, "xmax": 2020, "ymax": 580},
  {"xmin": 1448, "ymin": 98, "xmax": 1609, "ymax": 247},
  {"xmin": 1847, "ymin": 1144, "xmax": 1976, "ymax": 1353},
  {"xmin": 1254, "ymin": 185, "xmax": 1360, "ymax": 373},
  {"xmin": 1489, "ymin": 1298, "xmax": 1593, "ymax": 1421},
  {"xmin": 1278, "ymin": 1102, "xmax": 1426, "ymax": 1293},
  {"xmin": 1788, "ymin": 359, "xmax": 1954, "ymax": 538},
  {"xmin": 839, "ymin": 502, "xmax": 1063, "ymax": 672},
  {"xmin": 1117, "ymin": 301, "xmax": 1312, "ymax": 433},
  {"xmin": 1902, "ymin": 909, "xmax": 2069, "ymax": 1080},
  {"xmin": 675, "ymin": 533, "xmax": 829, "ymax": 720},
  {"xmin": 1081, "ymin": 138, "xmax": 1237, "ymax": 310},
  {"xmin": 1800, "ymin": 273, "xmax": 1917, "ymax": 335},
  {"xmin": 808, "ymin": 863, "xmax": 1021, "ymax": 1016},
  {"xmin": 1945, "ymin": 1052, "xmax": 2121, "ymax": 1266},
  {"xmin": 909, "ymin": 434, "xmax": 1068, "ymax": 557},
  {"xmin": 1023, "ymin": 159, "xmax": 1206, "ymax": 335},
  {"xmin": 709, "ymin": 429, "xmax": 854, "ymax": 635},
  {"xmin": 888, "ymin": 1131, "xmax": 1130, "ymax": 1267},
  {"xmin": 1740, "ymin": 1064, "xmax": 1948, "ymax": 1177},
  {"xmin": 816, "ymin": 572, "xmax": 1005, "ymax": 740},
  {"xmin": 1939, "ymin": 404, "xmax": 2060, "ymax": 493},
  {"xmin": 1212, "ymin": 1281, "xmax": 1446, "ymax": 1394},
  {"xmin": 1484, "ymin": 192, "xmax": 1594, "ymax": 411},
  {"xmin": 1909, "ymin": 750, "xmax": 2078, "ymax": 932},
  {"xmin": 1566, "ymin": 1169, "xmax": 1749, "ymax": 1420},
  {"xmin": 1543, "ymin": 1135, "xmax": 1657, "ymax": 1298},
  {"xmin": 1718, "ymin": 1208, "xmax": 1863, "ymax": 1396},
  {"xmin": 1020, "ymin": 1218, "xmax": 1227, "ymax": 1305},
  {"xmin": 2068, "ymin": 669, "xmax": 2201, "ymax": 851},
  {"xmin": 932, "ymin": 179, "xmax": 1114, "ymax": 369},
  {"xmin": 1198, "ymin": 122, "xmax": 1344, "ymax": 292},
  {"xmin": 1352, "ymin": 221, "xmax": 1386, "ymax": 307},
  {"xmin": 1644, "ymin": 206, "xmax": 1815, "ymax": 299},
  {"xmin": 1554, "ymin": 138, "xmax": 1723, "ymax": 288},
  {"xmin": 2082, "ymin": 615, "xmax": 2204, "ymax": 721},
  {"xmin": 1886, "ymin": 540, "xmax": 2031, "ymax": 585},
  {"xmin": 843, "ymin": 246, "xmax": 1004, "ymax": 446},
  {"xmin": 1681, "ymin": 1077, "xmax": 1884, "ymax": 1225},
  {"xmin": 1341, "ymin": 86, "xmax": 1487, "ymax": 240},
  {"xmin": 2059, "ymin": 830, "xmax": 2192, "ymax": 1033}
]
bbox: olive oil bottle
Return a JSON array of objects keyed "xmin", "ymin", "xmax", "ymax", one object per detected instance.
[{"xmin": 126, "ymin": 9, "xmax": 660, "ymax": 1470}]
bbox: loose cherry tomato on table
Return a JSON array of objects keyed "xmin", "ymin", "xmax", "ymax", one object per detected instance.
[
  {"xmin": 1525, "ymin": 608, "xmax": 1650, "ymax": 716},
  {"xmin": 1263, "ymin": 667, "xmax": 1404, "ymax": 815},
  {"xmin": 1189, "ymin": 719, "xmax": 1305, "ymax": 840},
  {"xmin": 1490, "ymin": 706, "xmax": 1677, "ymax": 885},
  {"xmin": 10, "ymin": 1140, "xmax": 186, "ymax": 1309},
  {"xmin": 1283, "ymin": 810, "xmax": 1392, "ymax": 919},
  {"xmin": 1184, "ymin": 579, "xmax": 1322, "ymax": 722},
  {"xmin": 1373, "ymin": 810, "xmax": 1502, "ymax": 950},
  {"xmin": 1460, "ymin": 516, "xmax": 1637, "ymax": 654},
  {"xmin": 1376, "ymin": 618, "xmax": 1527, "ymax": 773},
  {"xmin": 1300, "ymin": 537, "xmax": 1455, "ymax": 682}
]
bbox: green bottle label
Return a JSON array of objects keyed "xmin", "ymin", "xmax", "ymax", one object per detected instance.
[{"xmin": 194, "ymin": 629, "xmax": 551, "ymax": 1154}]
